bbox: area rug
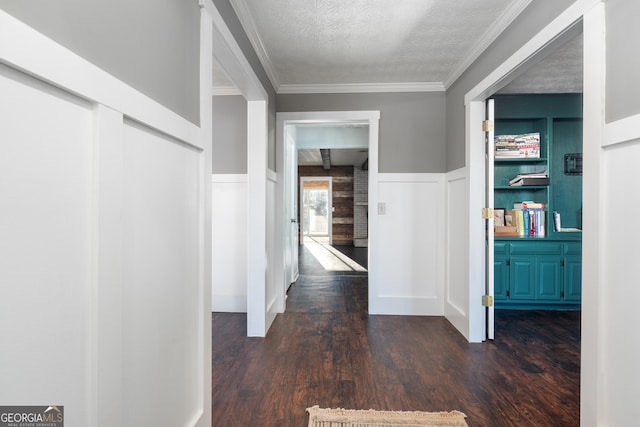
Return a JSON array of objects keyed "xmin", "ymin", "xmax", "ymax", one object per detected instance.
[{"xmin": 306, "ymin": 405, "xmax": 468, "ymax": 427}]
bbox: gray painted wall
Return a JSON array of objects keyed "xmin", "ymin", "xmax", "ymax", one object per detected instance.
[
  {"xmin": 606, "ymin": 0, "xmax": 640, "ymax": 123},
  {"xmin": 445, "ymin": 0, "xmax": 575, "ymax": 171},
  {"xmin": 213, "ymin": 95, "xmax": 247, "ymax": 174},
  {"xmin": 277, "ymin": 92, "xmax": 446, "ymax": 173},
  {"xmin": 0, "ymin": 0, "xmax": 201, "ymax": 124}
]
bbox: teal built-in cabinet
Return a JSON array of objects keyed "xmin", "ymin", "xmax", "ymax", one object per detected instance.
[{"xmin": 493, "ymin": 94, "xmax": 582, "ymax": 309}]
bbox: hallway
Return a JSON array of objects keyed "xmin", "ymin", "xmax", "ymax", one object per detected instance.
[{"xmin": 211, "ymin": 246, "xmax": 580, "ymax": 426}]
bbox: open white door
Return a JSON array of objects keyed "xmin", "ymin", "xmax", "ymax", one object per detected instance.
[
  {"xmin": 284, "ymin": 126, "xmax": 299, "ymax": 291},
  {"xmin": 485, "ymin": 98, "xmax": 495, "ymax": 340}
]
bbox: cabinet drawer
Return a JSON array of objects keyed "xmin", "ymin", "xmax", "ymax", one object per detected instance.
[
  {"xmin": 564, "ymin": 242, "xmax": 582, "ymax": 255},
  {"xmin": 509, "ymin": 242, "xmax": 561, "ymax": 255},
  {"xmin": 495, "ymin": 242, "xmax": 509, "ymax": 255}
]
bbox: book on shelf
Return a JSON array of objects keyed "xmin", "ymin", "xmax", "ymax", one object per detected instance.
[
  {"xmin": 495, "ymin": 132, "xmax": 541, "ymax": 159},
  {"xmin": 513, "ymin": 201, "xmax": 544, "ymax": 209},
  {"xmin": 509, "ymin": 177, "xmax": 550, "ymax": 186},
  {"xmin": 553, "ymin": 211, "xmax": 582, "ymax": 232},
  {"xmin": 508, "ymin": 171, "xmax": 548, "ymax": 186}
]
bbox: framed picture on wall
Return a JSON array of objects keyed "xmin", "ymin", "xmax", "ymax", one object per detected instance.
[{"xmin": 494, "ymin": 208, "xmax": 506, "ymax": 227}]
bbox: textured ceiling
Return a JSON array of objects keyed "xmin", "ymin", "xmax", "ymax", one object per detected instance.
[
  {"xmin": 499, "ymin": 33, "xmax": 583, "ymax": 94},
  {"xmin": 230, "ymin": 0, "xmax": 531, "ymax": 91}
]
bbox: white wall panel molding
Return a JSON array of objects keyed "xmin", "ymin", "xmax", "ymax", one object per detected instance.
[
  {"xmin": 443, "ymin": 168, "xmax": 470, "ymax": 340},
  {"xmin": 0, "ymin": 65, "xmax": 94, "ymax": 425},
  {"xmin": 211, "ymin": 176, "xmax": 248, "ymax": 313},
  {"xmin": 91, "ymin": 104, "xmax": 125, "ymax": 427},
  {"xmin": 604, "ymin": 113, "xmax": 640, "ymax": 148},
  {"xmin": 212, "ymin": 174, "xmax": 249, "ymax": 183},
  {"xmin": 375, "ymin": 173, "xmax": 445, "ymax": 316},
  {"xmin": 0, "ymin": 10, "xmax": 201, "ymax": 149}
]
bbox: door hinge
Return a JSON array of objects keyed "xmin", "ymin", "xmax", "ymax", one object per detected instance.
[
  {"xmin": 482, "ymin": 120, "xmax": 494, "ymax": 132},
  {"xmin": 482, "ymin": 207, "xmax": 494, "ymax": 219},
  {"xmin": 482, "ymin": 295, "xmax": 494, "ymax": 307}
]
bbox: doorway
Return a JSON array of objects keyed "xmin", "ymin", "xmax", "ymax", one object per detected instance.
[
  {"xmin": 275, "ymin": 111, "xmax": 380, "ymax": 315},
  {"xmin": 300, "ymin": 177, "xmax": 332, "ymax": 245}
]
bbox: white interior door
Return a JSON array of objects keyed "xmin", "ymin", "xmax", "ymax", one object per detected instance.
[{"xmin": 485, "ymin": 98, "xmax": 495, "ymax": 340}]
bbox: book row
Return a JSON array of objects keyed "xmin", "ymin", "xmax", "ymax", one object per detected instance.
[{"xmin": 495, "ymin": 208, "xmax": 546, "ymax": 238}]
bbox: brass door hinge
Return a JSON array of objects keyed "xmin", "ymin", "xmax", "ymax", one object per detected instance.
[
  {"xmin": 482, "ymin": 295, "xmax": 494, "ymax": 307},
  {"xmin": 482, "ymin": 207, "xmax": 493, "ymax": 219},
  {"xmin": 482, "ymin": 120, "xmax": 494, "ymax": 132}
]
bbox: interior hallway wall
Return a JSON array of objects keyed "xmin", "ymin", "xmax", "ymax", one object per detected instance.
[{"xmin": 0, "ymin": 0, "xmax": 201, "ymax": 123}]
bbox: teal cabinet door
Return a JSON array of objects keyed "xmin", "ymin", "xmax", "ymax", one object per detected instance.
[
  {"xmin": 535, "ymin": 255, "xmax": 562, "ymax": 300},
  {"xmin": 494, "ymin": 243, "xmax": 509, "ymax": 300},
  {"xmin": 510, "ymin": 256, "xmax": 535, "ymax": 300},
  {"xmin": 563, "ymin": 243, "xmax": 582, "ymax": 302},
  {"xmin": 564, "ymin": 254, "xmax": 582, "ymax": 301}
]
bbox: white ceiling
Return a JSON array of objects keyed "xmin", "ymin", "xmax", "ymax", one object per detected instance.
[
  {"xmin": 216, "ymin": 0, "xmax": 582, "ymax": 95},
  {"xmin": 229, "ymin": 0, "xmax": 533, "ymax": 93}
]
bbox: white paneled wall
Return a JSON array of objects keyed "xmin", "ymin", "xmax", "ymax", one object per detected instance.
[
  {"xmin": 444, "ymin": 168, "xmax": 470, "ymax": 339},
  {"xmin": 0, "ymin": 63, "xmax": 94, "ymax": 425},
  {"xmin": 211, "ymin": 175, "xmax": 248, "ymax": 312},
  {"xmin": 375, "ymin": 174, "xmax": 445, "ymax": 315},
  {"xmin": 0, "ymin": 10, "xmax": 210, "ymax": 426},
  {"xmin": 600, "ymin": 129, "xmax": 640, "ymax": 425},
  {"xmin": 121, "ymin": 121, "xmax": 201, "ymax": 426}
]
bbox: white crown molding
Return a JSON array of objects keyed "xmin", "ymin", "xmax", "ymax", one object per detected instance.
[
  {"xmin": 443, "ymin": 0, "xmax": 532, "ymax": 89},
  {"xmin": 229, "ymin": 0, "xmax": 281, "ymax": 92},
  {"xmin": 212, "ymin": 86, "xmax": 243, "ymax": 96},
  {"xmin": 278, "ymin": 82, "xmax": 445, "ymax": 94}
]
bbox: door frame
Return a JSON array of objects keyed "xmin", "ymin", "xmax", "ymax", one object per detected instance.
[
  {"xmin": 300, "ymin": 176, "xmax": 333, "ymax": 245},
  {"xmin": 276, "ymin": 111, "xmax": 380, "ymax": 314},
  {"xmin": 203, "ymin": 1, "xmax": 271, "ymax": 338},
  {"xmin": 461, "ymin": 1, "xmax": 600, "ymax": 343},
  {"xmin": 462, "ymin": 1, "xmax": 605, "ymax": 423}
]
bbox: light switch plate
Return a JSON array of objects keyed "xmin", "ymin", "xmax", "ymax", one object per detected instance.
[{"xmin": 378, "ymin": 202, "xmax": 386, "ymax": 215}]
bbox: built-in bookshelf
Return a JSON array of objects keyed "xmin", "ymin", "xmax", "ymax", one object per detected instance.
[
  {"xmin": 493, "ymin": 94, "xmax": 583, "ymax": 238},
  {"xmin": 492, "ymin": 94, "xmax": 582, "ymax": 309}
]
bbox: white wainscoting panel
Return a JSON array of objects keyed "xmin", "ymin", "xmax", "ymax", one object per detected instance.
[
  {"xmin": 122, "ymin": 120, "xmax": 201, "ymax": 426},
  {"xmin": 212, "ymin": 174, "xmax": 248, "ymax": 312},
  {"xmin": 0, "ymin": 63, "xmax": 94, "ymax": 425},
  {"xmin": 600, "ymin": 132, "xmax": 640, "ymax": 425},
  {"xmin": 443, "ymin": 168, "xmax": 470, "ymax": 340},
  {"xmin": 375, "ymin": 174, "xmax": 445, "ymax": 315}
]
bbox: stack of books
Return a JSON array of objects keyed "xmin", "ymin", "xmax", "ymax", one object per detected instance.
[
  {"xmin": 495, "ymin": 132, "xmax": 541, "ymax": 158},
  {"xmin": 508, "ymin": 171, "xmax": 549, "ymax": 186},
  {"xmin": 495, "ymin": 201, "xmax": 546, "ymax": 237}
]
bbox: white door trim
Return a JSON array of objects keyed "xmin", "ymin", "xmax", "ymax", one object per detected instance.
[
  {"xmin": 276, "ymin": 110, "xmax": 380, "ymax": 315},
  {"xmin": 203, "ymin": 0, "xmax": 271, "ymax": 338}
]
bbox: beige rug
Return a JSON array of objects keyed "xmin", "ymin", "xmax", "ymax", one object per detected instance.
[{"xmin": 306, "ymin": 405, "xmax": 468, "ymax": 427}]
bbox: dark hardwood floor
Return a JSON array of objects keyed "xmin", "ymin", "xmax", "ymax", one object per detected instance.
[{"xmin": 212, "ymin": 245, "xmax": 580, "ymax": 426}]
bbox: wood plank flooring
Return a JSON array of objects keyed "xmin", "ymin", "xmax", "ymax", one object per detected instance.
[{"xmin": 212, "ymin": 246, "xmax": 580, "ymax": 426}]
